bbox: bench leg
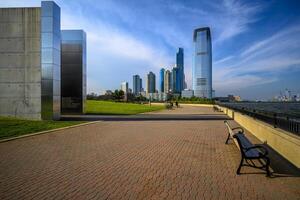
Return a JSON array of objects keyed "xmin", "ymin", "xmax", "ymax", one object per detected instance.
[
  {"xmin": 265, "ymin": 157, "xmax": 271, "ymax": 177},
  {"xmin": 237, "ymin": 158, "xmax": 244, "ymax": 175},
  {"xmin": 225, "ymin": 133, "xmax": 231, "ymax": 144}
]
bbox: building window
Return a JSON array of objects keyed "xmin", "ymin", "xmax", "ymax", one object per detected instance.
[
  {"xmin": 197, "ymin": 78, "xmax": 206, "ymax": 86},
  {"xmin": 197, "ymin": 52, "xmax": 207, "ymax": 55}
]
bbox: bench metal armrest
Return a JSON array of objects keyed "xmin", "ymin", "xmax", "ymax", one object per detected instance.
[
  {"xmin": 232, "ymin": 127, "xmax": 244, "ymax": 133},
  {"xmin": 245, "ymin": 145, "xmax": 268, "ymax": 157}
]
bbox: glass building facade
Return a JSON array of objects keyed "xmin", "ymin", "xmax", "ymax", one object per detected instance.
[
  {"xmin": 164, "ymin": 70, "xmax": 171, "ymax": 93},
  {"xmin": 176, "ymin": 48, "xmax": 184, "ymax": 93},
  {"xmin": 172, "ymin": 67, "xmax": 178, "ymax": 93},
  {"xmin": 41, "ymin": 1, "xmax": 61, "ymax": 119},
  {"xmin": 146, "ymin": 71, "xmax": 156, "ymax": 93},
  {"xmin": 159, "ymin": 68, "xmax": 165, "ymax": 93},
  {"xmin": 61, "ymin": 30, "xmax": 87, "ymax": 114},
  {"xmin": 133, "ymin": 75, "xmax": 142, "ymax": 95},
  {"xmin": 192, "ymin": 27, "xmax": 212, "ymax": 99}
]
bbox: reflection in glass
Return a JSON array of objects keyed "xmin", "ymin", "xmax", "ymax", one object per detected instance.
[
  {"xmin": 61, "ymin": 30, "xmax": 86, "ymax": 114},
  {"xmin": 41, "ymin": 1, "xmax": 61, "ymax": 120}
]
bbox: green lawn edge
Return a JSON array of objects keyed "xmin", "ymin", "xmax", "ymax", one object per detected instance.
[
  {"xmin": 0, "ymin": 117, "xmax": 83, "ymax": 140},
  {"xmin": 85, "ymin": 100, "xmax": 165, "ymax": 115}
]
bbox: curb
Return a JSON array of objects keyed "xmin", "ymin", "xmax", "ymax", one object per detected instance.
[{"xmin": 0, "ymin": 121, "xmax": 101, "ymax": 143}]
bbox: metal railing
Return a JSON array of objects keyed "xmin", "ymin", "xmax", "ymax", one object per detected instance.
[{"xmin": 217, "ymin": 103, "xmax": 300, "ymax": 136}]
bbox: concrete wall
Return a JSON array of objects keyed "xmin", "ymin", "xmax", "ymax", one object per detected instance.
[
  {"xmin": 218, "ymin": 106, "xmax": 300, "ymax": 168},
  {"xmin": 0, "ymin": 8, "xmax": 42, "ymax": 119},
  {"xmin": 182, "ymin": 103, "xmax": 213, "ymax": 107}
]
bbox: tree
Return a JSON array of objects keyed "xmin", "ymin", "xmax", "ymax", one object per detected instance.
[
  {"xmin": 113, "ymin": 90, "xmax": 124, "ymax": 101},
  {"xmin": 87, "ymin": 92, "xmax": 98, "ymax": 100}
]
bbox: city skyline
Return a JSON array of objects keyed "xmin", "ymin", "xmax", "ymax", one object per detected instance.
[{"xmin": 1, "ymin": 0, "xmax": 300, "ymax": 100}]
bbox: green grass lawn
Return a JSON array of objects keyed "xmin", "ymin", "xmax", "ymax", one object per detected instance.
[
  {"xmin": 0, "ymin": 100, "xmax": 164, "ymax": 140},
  {"xmin": 0, "ymin": 117, "xmax": 82, "ymax": 140},
  {"xmin": 86, "ymin": 100, "xmax": 165, "ymax": 115}
]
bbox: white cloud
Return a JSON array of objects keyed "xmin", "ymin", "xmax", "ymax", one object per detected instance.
[
  {"xmin": 241, "ymin": 26, "xmax": 300, "ymax": 57},
  {"xmin": 60, "ymin": 6, "xmax": 173, "ymax": 92},
  {"xmin": 212, "ymin": 0, "xmax": 263, "ymax": 43},
  {"xmin": 213, "ymin": 24, "xmax": 300, "ymax": 95},
  {"xmin": 214, "ymin": 74, "xmax": 277, "ymax": 91},
  {"xmin": 214, "ymin": 56, "xmax": 234, "ymax": 65}
]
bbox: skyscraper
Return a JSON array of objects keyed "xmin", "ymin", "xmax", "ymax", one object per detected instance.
[
  {"xmin": 176, "ymin": 48, "xmax": 184, "ymax": 93},
  {"xmin": 146, "ymin": 72, "xmax": 156, "ymax": 94},
  {"xmin": 159, "ymin": 68, "xmax": 165, "ymax": 93},
  {"xmin": 61, "ymin": 30, "xmax": 86, "ymax": 114},
  {"xmin": 192, "ymin": 27, "xmax": 212, "ymax": 98},
  {"xmin": 164, "ymin": 70, "xmax": 171, "ymax": 93},
  {"xmin": 121, "ymin": 82, "xmax": 129, "ymax": 93},
  {"xmin": 140, "ymin": 78, "xmax": 143, "ymax": 92},
  {"xmin": 172, "ymin": 67, "xmax": 178, "ymax": 93},
  {"xmin": 133, "ymin": 75, "xmax": 142, "ymax": 95}
]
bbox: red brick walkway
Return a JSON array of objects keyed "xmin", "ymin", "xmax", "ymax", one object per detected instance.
[{"xmin": 0, "ymin": 106, "xmax": 299, "ymax": 199}]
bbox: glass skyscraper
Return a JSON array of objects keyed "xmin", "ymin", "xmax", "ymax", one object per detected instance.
[
  {"xmin": 172, "ymin": 67, "xmax": 178, "ymax": 93},
  {"xmin": 164, "ymin": 70, "xmax": 171, "ymax": 93},
  {"xmin": 192, "ymin": 27, "xmax": 212, "ymax": 99},
  {"xmin": 146, "ymin": 71, "xmax": 156, "ymax": 93},
  {"xmin": 159, "ymin": 68, "xmax": 165, "ymax": 93},
  {"xmin": 133, "ymin": 75, "xmax": 142, "ymax": 95},
  {"xmin": 176, "ymin": 48, "xmax": 184, "ymax": 93}
]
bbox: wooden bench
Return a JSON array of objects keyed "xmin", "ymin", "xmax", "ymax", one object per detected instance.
[
  {"xmin": 234, "ymin": 133, "xmax": 271, "ymax": 177},
  {"xmin": 224, "ymin": 121, "xmax": 271, "ymax": 177}
]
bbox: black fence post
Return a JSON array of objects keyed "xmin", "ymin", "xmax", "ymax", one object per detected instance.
[{"xmin": 273, "ymin": 113, "xmax": 277, "ymax": 128}]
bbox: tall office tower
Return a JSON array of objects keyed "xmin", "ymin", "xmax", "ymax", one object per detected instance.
[
  {"xmin": 133, "ymin": 75, "xmax": 142, "ymax": 95},
  {"xmin": 146, "ymin": 71, "xmax": 156, "ymax": 93},
  {"xmin": 159, "ymin": 68, "xmax": 165, "ymax": 93},
  {"xmin": 121, "ymin": 82, "xmax": 129, "ymax": 93},
  {"xmin": 192, "ymin": 27, "xmax": 212, "ymax": 98},
  {"xmin": 172, "ymin": 67, "xmax": 179, "ymax": 93},
  {"xmin": 61, "ymin": 30, "xmax": 86, "ymax": 114},
  {"xmin": 139, "ymin": 78, "xmax": 143, "ymax": 92},
  {"xmin": 0, "ymin": 1, "xmax": 61, "ymax": 120},
  {"xmin": 164, "ymin": 70, "xmax": 171, "ymax": 93},
  {"xmin": 176, "ymin": 48, "xmax": 184, "ymax": 93}
]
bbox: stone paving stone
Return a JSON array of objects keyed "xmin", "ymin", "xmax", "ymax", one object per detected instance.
[{"xmin": 0, "ymin": 106, "xmax": 300, "ymax": 200}]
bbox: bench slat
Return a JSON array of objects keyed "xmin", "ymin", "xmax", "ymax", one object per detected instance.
[
  {"xmin": 224, "ymin": 121, "xmax": 240, "ymax": 148},
  {"xmin": 234, "ymin": 133, "xmax": 261, "ymax": 158}
]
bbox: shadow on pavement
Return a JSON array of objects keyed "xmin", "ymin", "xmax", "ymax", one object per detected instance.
[
  {"xmin": 61, "ymin": 114, "xmax": 231, "ymax": 122},
  {"xmin": 264, "ymin": 144, "xmax": 300, "ymax": 178}
]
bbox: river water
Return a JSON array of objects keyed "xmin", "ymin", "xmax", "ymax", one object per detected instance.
[{"xmin": 220, "ymin": 102, "xmax": 300, "ymax": 119}]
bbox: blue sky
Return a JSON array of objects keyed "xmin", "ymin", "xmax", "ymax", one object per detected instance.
[{"xmin": 1, "ymin": 0, "xmax": 300, "ymax": 100}]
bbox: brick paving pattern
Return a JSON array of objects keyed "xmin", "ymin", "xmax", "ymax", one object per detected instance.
[{"xmin": 0, "ymin": 106, "xmax": 300, "ymax": 199}]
